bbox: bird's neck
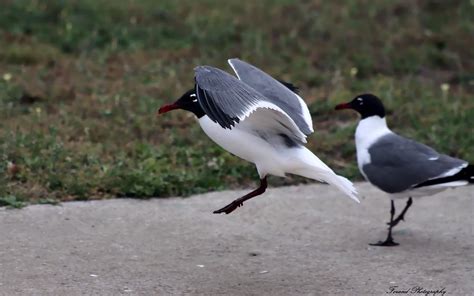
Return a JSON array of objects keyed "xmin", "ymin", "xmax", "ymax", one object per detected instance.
[
  {"xmin": 192, "ymin": 109, "xmax": 206, "ymax": 118},
  {"xmin": 184, "ymin": 103, "xmax": 206, "ymax": 118},
  {"xmin": 355, "ymin": 116, "xmax": 392, "ymax": 149}
]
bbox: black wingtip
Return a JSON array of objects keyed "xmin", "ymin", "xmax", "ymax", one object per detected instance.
[
  {"xmin": 467, "ymin": 164, "xmax": 474, "ymax": 183},
  {"xmin": 457, "ymin": 164, "xmax": 474, "ymax": 183},
  {"xmin": 278, "ymin": 80, "xmax": 300, "ymax": 94},
  {"xmin": 414, "ymin": 164, "xmax": 474, "ymax": 188}
]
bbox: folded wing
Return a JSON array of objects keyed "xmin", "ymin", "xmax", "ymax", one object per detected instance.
[{"xmin": 363, "ymin": 134, "xmax": 468, "ymax": 193}]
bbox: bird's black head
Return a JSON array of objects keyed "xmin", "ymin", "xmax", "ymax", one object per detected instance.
[
  {"xmin": 158, "ymin": 88, "xmax": 205, "ymax": 118},
  {"xmin": 335, "ymin": 93, "xmax": 385, "ymax": 119}
]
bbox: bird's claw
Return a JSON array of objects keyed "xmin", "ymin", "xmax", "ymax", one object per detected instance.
[
  {"xmin": 213, "ymin": 201, "xmax": 243, "ymax": 214},
  {"xmin": 369, "ymin": 239, "xmax": 399, "ymax": 247}
]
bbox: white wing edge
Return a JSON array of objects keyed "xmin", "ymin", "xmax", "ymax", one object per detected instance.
[
  {"xmin": 294, "ymin": 92, "xmax": 314, "ymax": 133},
  {"xmin": 238, "ymin": 100, "xmax": 308, "ymax": 143},
  {"xmin": 228, "ymin": 58, "xmax": 314, "ymax": 133},
  {"xmin": 432, "ymin": 162, "xmax": 468, "ymax": 179},
  {"xmin": 227, "ymin": 59, "xmax": 242, "ymax": 80}
]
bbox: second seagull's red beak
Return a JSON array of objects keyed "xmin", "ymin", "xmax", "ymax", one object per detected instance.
[
  {"xmin": 157, "ymin": 103, "xmax": 180, "ymax": 115},
  {"xmin": 334, "ymin": 102, "xmax": 352, "ymax": 110}
]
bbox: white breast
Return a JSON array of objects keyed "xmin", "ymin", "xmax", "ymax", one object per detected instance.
[
  {"xmin": 354, "ymin": 116, "xmax": 392, "ymax": 179},
  {"xmin": 198, "ymin": 116, "xmax": 287, "ymax": 177}
]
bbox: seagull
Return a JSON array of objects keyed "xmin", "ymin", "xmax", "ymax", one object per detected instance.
[
  {"xmin": 158, "ymin": 58, "xmax": 359, "ymax": 214},
  {"xmin": 335, "ymin": 93, "xmax": 473, "ymax": 246}
]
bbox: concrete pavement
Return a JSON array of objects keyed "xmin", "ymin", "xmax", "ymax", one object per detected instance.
[{"xmin": 0, "ymin": 183, "xmax": 472, "ymax": 295}]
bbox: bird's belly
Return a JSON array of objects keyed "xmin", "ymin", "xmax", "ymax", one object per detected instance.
[
  {"xmin": 198, "ymin": 117, "xmax": 286, "ymax": 176},
  {"xmin": 356, "ymin": 148, "xmax": 370, "ymax": 180}
]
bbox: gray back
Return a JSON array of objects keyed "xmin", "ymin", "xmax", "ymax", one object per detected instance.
[{"xmin": 363, "ymin": 133, "xmax": 467, "ymax": 193}]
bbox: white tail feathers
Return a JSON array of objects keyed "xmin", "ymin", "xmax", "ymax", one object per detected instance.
[
  {"xmin": 326, "ymin": 174, "xmax": 360, "ymax": 203},
  {"xmin": 290, "ymin": 148, "xmax": 360, "ymax": 203}
]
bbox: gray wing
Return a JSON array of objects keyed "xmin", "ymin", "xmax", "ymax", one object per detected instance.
[
  {"xmin": 227, "ymin": 58, "xmax": 313, "ymax": 135},
  {"xmin": 194, "ymin": 65, "xmax": 307, "ymax": 143},
  {"xmin": 362, "ymin": 134, "xmax": 467, "ymax": 193}
]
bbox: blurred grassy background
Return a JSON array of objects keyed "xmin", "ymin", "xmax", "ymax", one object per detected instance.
[{"xmin": 0, "ymin": 0, "xmax": 473, "ymax": 206}]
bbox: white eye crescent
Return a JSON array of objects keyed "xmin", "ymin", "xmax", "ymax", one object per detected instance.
[{"xmin": 190, "ymin": 94, "xmax": 196, "ymax": 97}]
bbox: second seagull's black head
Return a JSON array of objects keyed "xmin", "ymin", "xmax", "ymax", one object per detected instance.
[
  {"xmin": 158, "ymin": 88, "xmax": 205, "ymax": 118},
  {"xmin": 335, "ymin": 93, "xmax": 386, "ymax": 119}
]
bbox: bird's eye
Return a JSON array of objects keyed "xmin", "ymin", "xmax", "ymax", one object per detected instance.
[{"xmin": 190, "ymin": 93, "xmax": 196, "ymax": 98}]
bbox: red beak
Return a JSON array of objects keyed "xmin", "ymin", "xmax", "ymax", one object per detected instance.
[
  {"xmin": 335, "ymin": 102, "xmax": 352, "ymax": 110},
  {"xmin": 158, "ymin": 103, "xmax": 179, "ymax": 115}
]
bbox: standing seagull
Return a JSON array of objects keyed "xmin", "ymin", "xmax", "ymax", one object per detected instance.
[
  {"xmin": 158, "ymin": 58, "xmax": 359, "ymax": 214},
  {"xmin": 335, "ymin": 94, "xmax": 473, "ymax": 246}
]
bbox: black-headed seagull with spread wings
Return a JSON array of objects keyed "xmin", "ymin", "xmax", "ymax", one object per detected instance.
[{"xmin": 159, "ymin": 59, "xmax": 359, "ymax": 214}]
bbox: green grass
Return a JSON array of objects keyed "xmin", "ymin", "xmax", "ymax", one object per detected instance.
[{"xmin": 0, "ymin": 0, "xmax": 473, "ymax": 206}]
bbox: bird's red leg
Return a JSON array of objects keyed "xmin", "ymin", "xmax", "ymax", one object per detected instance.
[{"xmin": 213, "ymin": 177, "xmax": 268, "ymax": 214}]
